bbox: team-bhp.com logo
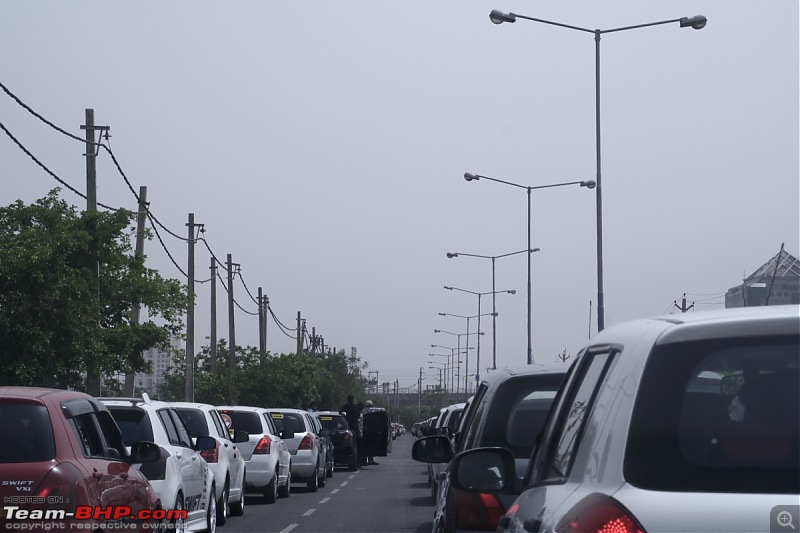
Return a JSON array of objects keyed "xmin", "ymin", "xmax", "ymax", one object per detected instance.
[{"xmin": 3, "ymin": 505, "xmax": 187, "ymax": 530}]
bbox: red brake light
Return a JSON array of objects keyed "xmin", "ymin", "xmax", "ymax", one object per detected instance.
[
  {"xmin": 299, "ymin": 434, "xmax": 314, "ymax": 450},
  {"xmin": 253, "ymin": 436, "xmax": 272, "ymax": 454},
  {"xmin": 555, "ymin": 494, "xmax": 646, "ymax": 533},
  {"xmin": 200, "ymin": 440, "xmax": 220, "ymax": 463},
  {"xmin": 453, "ymin": 489, "xmax": 504, "ymax": 530}
]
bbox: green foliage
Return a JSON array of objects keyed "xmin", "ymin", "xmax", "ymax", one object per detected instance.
[
  {"xmin": 160, "ymin": 339, "xmax": 370, "ymax": 410},
  {"xmin": 0, "ymin": 190, "xmax": 188, "ymax": 390}
]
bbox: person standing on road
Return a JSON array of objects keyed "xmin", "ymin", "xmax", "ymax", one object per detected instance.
[
  {"xmin": 363, "ymin": 400, "xmax": 379, "ymax": 465},
  {"xmin": 340, "ymin": 394, "xmax": 363, "ymax": 467}
]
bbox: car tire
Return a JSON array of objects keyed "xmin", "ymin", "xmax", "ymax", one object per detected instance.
[
  {"xmin": 306, "ymin": 467, "xmax": 319, "ymax": 492},
  {"xmin": 319, "ymin": 465, "xmax": 326, "ymax": 488},
  {"xmin": 171, "ymin": 494, "xmax": 186, "ymax": 533},
  {"xmin": 230, "ymin": 471, "xmax": 245, "ymax": 516},
  {"xmin": 348, "ymin": 453, "xmax": 358, "ymax": 472},
  {"xmin": 205, "ymin": 486, "xmax": 217, "ymax": 533},
  {"xmin": 216, "ymin": 480, "xmax": 229, "ymax": 525},
  {"xmin": 264, "ymin": 471, "xmax": 278, "ymax": 504},
  {"xmin": 278, "ymin": 467, "xmax": 291, "ymax": 498},
  {"xmin": 326, "ymin": 460, "xmax": 333, "ymax": 478}
]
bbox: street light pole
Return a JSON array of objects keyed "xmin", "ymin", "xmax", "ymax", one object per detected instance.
[
  {"xmin": 488, "ymin": 10, "xmax": 706, "ymax": 333},
  {"xmin": 464, "ymin": 173, "xmax": 594, "ymax": 363}
]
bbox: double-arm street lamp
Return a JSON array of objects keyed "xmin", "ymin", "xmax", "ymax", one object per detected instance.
[
  {"xmin": 447, "ymin": 249, "xmax": 539, "ymax": 370},
  {"xmin": 487, "ymin": 9, "xmax": 706, "ymax": 334},
  {"xmin": 437, "ymin": 314, "xmax": 488, "ymax": 398},
  {"xmin": 464, "ymin": 173, "xmax": 594, "ymax": 364},
  {"xmin": 434, "ymin": 329, "xmax": 481, "ymax": 392},
  {"xmin": 444, "ymin": 286, "xmax": 514, "ymax": 386}
]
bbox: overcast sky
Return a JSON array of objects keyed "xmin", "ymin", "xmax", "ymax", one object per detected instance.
[{"xmin": 2, "ymin": 1, "xmax": 797, "ymax": 392}]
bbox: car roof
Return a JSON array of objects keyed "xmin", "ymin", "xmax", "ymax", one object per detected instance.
[
  {"xmin": 98, "ymin": 394, "xmax": 172, "ymax": 410},
  {"xmin": 315, "ymin": 411, "xmax": 344, "ymax": 416},
  {"xmin": 593, "ymin": 304, "xmax": 799, "ymax": 346},
  {"xmin": 0, "ymin": 386, "xmax": 90, "ymax": 401},
  {"xmin": 217, "ymin": 405, "xmax": 266, "ymax": 412},
  {"xmin": 476, "ymin": 363, "xmax": 569, "ymax": 389},
  {"xmin": 171, "ymin": 402, "xmax": 217, "ymax": 411}
]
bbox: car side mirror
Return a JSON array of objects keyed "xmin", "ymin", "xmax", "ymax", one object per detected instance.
[
  {"xmin": 232, "ymin": 430, "xmax": 249, "ymax": 443},
  {"xmin": 411, "ymin": 436, "xmax": 452, "ymax": 463},
  {"xmin": 450, "ymin": 447, "xmax": 516, "ymax": 493},
  {"xmin": 194, "ymin": 435, "xmax": 216, "ymax": 451},
  {"xmin": 320, "ymin": 428, "xmax": 330, "ymax": 438},
  {"xmin": 129, "ymin": 441, "xmax": 161, "ymax": 463}
]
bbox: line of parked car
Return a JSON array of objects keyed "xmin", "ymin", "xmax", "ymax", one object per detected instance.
[
  {"xmin": 0, "ymin": 391, "xmax": 370, "ymax": 533},
  {"xmin": 412, "ymin": 305, "xmax": 800, "ymax": 533}
]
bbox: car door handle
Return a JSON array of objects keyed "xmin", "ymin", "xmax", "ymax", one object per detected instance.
[{"xmin": 92, "ymin": 470, "xmax": 103, "ymax": 480}]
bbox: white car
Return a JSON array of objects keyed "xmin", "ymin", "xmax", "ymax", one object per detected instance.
[
  {"xmin": 218, "ymin": 405, "xmax": 293, "ymax": 502},
  {"xmin": 448, "ymin": 305, "xmax": 800, "ymax": 533},
  {"xmin": 266, "ymin": 408, "xmax": 329, "ymax": 492},
  {"xmin": 100, "ymin": 395, "xmax": 218, "ymax": 533},
  {"xmin": 172, "ymin": 402, "xmax": 248, "ymax": 524}
]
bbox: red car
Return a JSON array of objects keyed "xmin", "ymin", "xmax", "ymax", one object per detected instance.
[{"xmin": 0, "ymin": 387, "xmax": 164, "ymax": 531}]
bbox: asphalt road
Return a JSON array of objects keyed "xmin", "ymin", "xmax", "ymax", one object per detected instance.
[{"xmin": 218, "ymin": 434, "xmax": 434, "ymax": 533}]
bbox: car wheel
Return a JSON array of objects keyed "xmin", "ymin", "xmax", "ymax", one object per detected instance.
[
  {"xmin": 205, "ymin": 486, "xmax": 217, "ymax": 533},
  {"xmin": 278, "ymin": 466, "xmax": 291, "ymax": 498},
  {"xmin": 326, "ymin": 459, "xmax": 333, "ymax": 478},
  {"xmin": 216, "ymin": 480, "xmax": 229, "ymax": 525},
  {"xmin": 230, "ymin": 472, "xmax": 245, "ymax": 516},
  {"xmin": 171, "ymin": 495, "xmax": 186, "ymax": 533},
  {"xmin": 306, "ymin": 466, "xmax": 319, "ymax": 492},
  {"xmin": 319, "ymin": 465, "xmax": 326, "ymax": 488},
  {"xmin": 264, "ymin": 471, "xmax": 278, "ymax": 504}
]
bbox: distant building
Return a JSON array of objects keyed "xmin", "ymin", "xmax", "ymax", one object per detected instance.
[
  {"xmin": 135, "ymin": 336, "xmax": 182, "ymax": 396},
  {"xmin": 725, "ymin": 249, "xmax": 800, "ymax": 308}
]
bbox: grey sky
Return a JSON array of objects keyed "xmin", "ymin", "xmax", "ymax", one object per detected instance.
[{"xmin": 2, "ymin": 1, "xmax": 798, "ymax": 391}]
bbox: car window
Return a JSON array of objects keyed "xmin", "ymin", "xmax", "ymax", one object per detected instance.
[
  {"xmin": 271, "ymin": 412, "xmax": 305, "ymax": 433},
  {"xmin": 96, "ymin": 410, "xmax": 128, "ymax": 459},
  {"xmin": 0, "ymin": 402, "xmax": 55, "ymax": 463},
  {"xmin": 108, "ymin": 407, "xmax": 154, "ymax": 446},
  {"xmin": 175, "ymin": 408, "xmax": 210, "ymax": 438},
  {"xmin": 157, "ymin": 408, "xmax": 190, "ymax": 447},
  {"xmin": 210, "ymin": 410, "xmax": 229, "ymax": 439},
  {"xmin": 626, "ymin": 334, "xmax": 799, "ymax": 494},
  {"xmin": 318, "ymin": 414, "xmax": 348, "ymax": 431},
  {"xmin": 221, "ymin": 410, "xmax": 262, "ymax": 434},
  {"xmin": 458, "ymin": 384, "xmax": 488, "ymax": 452},
  {"xmin": 169, "ymin": 409, "xmax": 194, "ymax": 448},
  {"xmin": 71, "ymin": 413, "xmax": 106, "ymax": 459},
  {"xmin": 262, "ymin": 413, "xmax": 277, "ymax": 434},
  {"xmin": 551, "ymin": 351, "xmax": 613, "ymax": 477}
]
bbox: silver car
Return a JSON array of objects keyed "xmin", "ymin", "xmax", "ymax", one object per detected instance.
[
  {"xmin": 449, "ymin": 305, "xmax": 800, "ymax": 533},
  {"xmin": 266, "ymin": 408, "xmax": 329, "ymax": 492}
]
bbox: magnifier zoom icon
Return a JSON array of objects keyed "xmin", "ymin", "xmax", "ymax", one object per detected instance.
[{"xmin": 778, "ymin": 511, "xmax": 796, "ymax": 529}]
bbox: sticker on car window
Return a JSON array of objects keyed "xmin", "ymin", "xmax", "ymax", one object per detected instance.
[{"xmin": 270, "ymin": 413, "xmax": 284, "ymax": 419}]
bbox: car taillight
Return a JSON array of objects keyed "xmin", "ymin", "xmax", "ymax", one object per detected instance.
[
  {"xmin": 555, "ymin": 494, "xmax": 647, "ymax": 533},
  {"xmin": 31, "ymin": 463, "xmax": 80, "ymax": 512},
  {"xmin": 453, "ymin": 489, "xmax": 504, "ymax": 530},
  {"xmin": 253, "ymin": 436, "xmax": 272, "ymax": 455},
  {"xmin": 200, "ymin": 441, "xmax": 219, "ymax": 463},
  {"xmin": 299, "ymin": 434, "xmax": 314, "ymax": 450}
]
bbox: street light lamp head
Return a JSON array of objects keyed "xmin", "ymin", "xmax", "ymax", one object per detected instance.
[
  {"xmin": 464, "ymin": 172, "xmax": 480, "ymax": 182},
  {"xmin": 680, "ymin": 15, "xmax": 707, "ymax": 29},
  {"xmin": 489, "ymin": 10, "xmax": 516, "ymax": 24},
  {"xmin": 580, "ymin": 180, "xmax": 597, "ymax": 189},
  {"xmin": 446, "ymin": 252, "xmax": 458, "ymax": 258},
  {"xmin": 434, "ymin": 329, "xmax": 441, "ymax": 333},
  {"xmin": 438, "ymin": 312, "xmax": 446, "ymax": 316},
  {"xmin": 444, "ymin": 286, "xmax": 454, "ymax": 290},
  {"xmin": 530, "ymin": 247, "xmax": 541, "ymax": 253},
  {"xmin": 508, "ymin": 290, "xmax": 517, "ymax": 295}
]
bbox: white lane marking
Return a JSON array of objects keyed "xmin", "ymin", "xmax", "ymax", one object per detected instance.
[
  {"xmin": 280, "ymin": 525, "xmax": 298, "ymax": 533},
  {"xmin": 340, "ymin": 481, "xmax": 348, "ymax": 487},
  {"xmin": 303, "ymin": 509, "xmax": 316, "ymax": 516},
  {"xmin": 319, "ymin": 497, "xmax": 330, "ymax": 504},
  {"xmin": 331, "ymin": 489, "xmax": 340, "ymax": 494}
]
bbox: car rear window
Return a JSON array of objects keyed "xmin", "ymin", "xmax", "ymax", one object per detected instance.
[
  {"xmin": 318, "ymin": 415, "xmax": 348, "ymax": 431},
  {"xmin": 220, "ymin": 410, "xmax": 262, "ymax": 434},
  {"xmin": 174, "ymin": 408, "xmax": 210, "ymax": 438},
  {"xmin": 270, "ymin": 412, "xmax": 305, "ymax": 433},
  {"xmin": 107, "ymin": 407, "xmax": 154, "ymax": 446},
  {"xmin": 0, "ymin": 402, "xmax": 55, "ymax": 463},
  {"xmin": 625, "ymin": 334, "xmax": 799, "ymax": 494}
]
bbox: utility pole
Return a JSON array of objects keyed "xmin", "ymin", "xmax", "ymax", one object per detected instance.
[
  {"xmin": 227, "ymin": 254, "xmax": 238, "ymax": 404},
  {"xmin": 258, "ymin": 287, "xmax": 265, "ymax": 361},
  {"xmin": 209, "ymin": 257, "xmax": 217, "ymax": 373},
  {"xmin": 418, "ymin": 367, "xmax": 423, "ymax": 415},
  {"xmin": 674, "ymin": 293, "xmax": 695, "ymax": 313},
  {"xmin": 124, "ymin": 186, "xmax": 148, "ymax": 396},
  {"xmin": 296, "ymin": 312, "xmax": 303, "ymax": 355},
  {"xmin": 82, "ymin": 108, "xmax": 108, "ymax": 397},
  {"xmin": 185, "ymin": 214, "xmax": 199, "ymax": 402}
]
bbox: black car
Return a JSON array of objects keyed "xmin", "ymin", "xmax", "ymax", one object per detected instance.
[{"xmin": 315, "ymin": 411, "xmax": 359, "ymax": 471}]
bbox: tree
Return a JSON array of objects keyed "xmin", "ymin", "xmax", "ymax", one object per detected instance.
[{"xmin": 0, "ymin": 190, "xmax": 188, "ymax": 390}]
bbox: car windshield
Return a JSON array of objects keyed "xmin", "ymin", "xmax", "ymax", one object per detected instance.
[
  {"xmin": 220, "ymin": 410, "xmax": 263, "ymax": 434},
  {"xmin": 626, "ymin": 334, "xmax": 800, "ymax": 494},
  {"xmin": 174, "ymin": 408, "xmax": 210, "ymax": 438},
  {"xmin": 318, "ymin": 415, "xmax": 348, "ymax": 431},
  {"xmin": 107, "ymin": 407, "xmax": 154, "ymax": 446},
  {"xmin": 0, "ymin": 402, "xmax": 55, "ymax": 463}
]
